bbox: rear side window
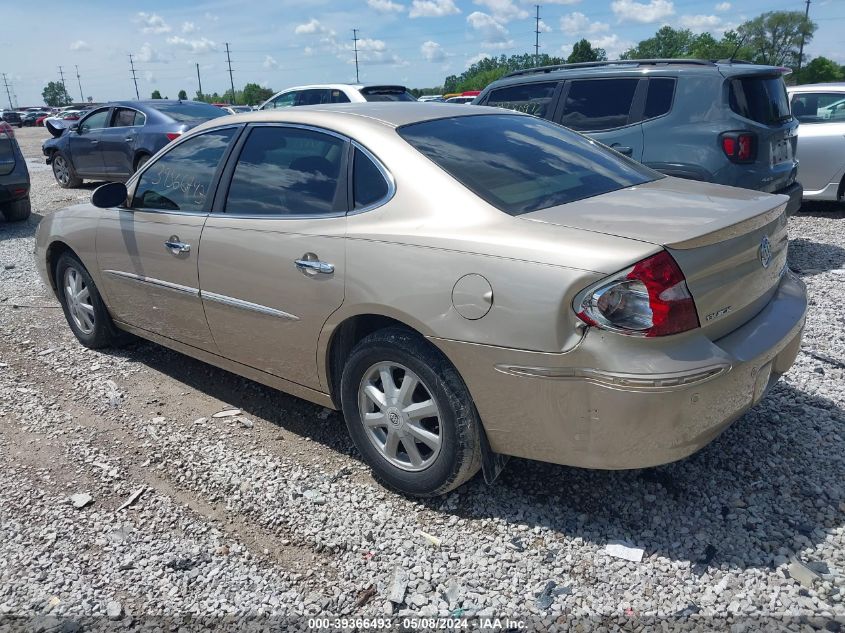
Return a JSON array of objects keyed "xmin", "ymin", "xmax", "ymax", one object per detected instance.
[
  {"xmin": 297, "ymin": 89, "xmax": 332, "ymax": 106},
  {"xmin": 225, "ymin": 126, "xmax": 345, "ymax": 216},
  {"xmin": 643, "ymin": 78, "xmax": 675, "ymax": 120},
  {"xmin": 331, "ymin": 90, "xmax": 351, "ymax": 104},
  {"xmin": 133, "ymin": 128, "xmax": 236, "ymax": 213},
  {"xmin": 729, "ymin": 76, "xmax": 791, "ymax": 125},
  {"xmin": 112, "ymin": 108, "xmax": 145, "ymax": 127},
  {"xmin": 559, "ymin": 79, "xmax": 639, "ymax": 131},
  {"xmin": 154, "ymin": 102, "xmax": 227, "ymax": 122},
  {"xmin": 790, "ymin": 93, "xmax": 845, "ymax": 123},
  {"xmin": 485, "ymin": 82, "xmax": 558, "ymax": 118},
  {"xmin": 399, "ymin": 114, "xmax": 658, "ymax": 216},
  {"xmin": 353, "ymin": 148, "xmax": 389, "ymax": 209}
]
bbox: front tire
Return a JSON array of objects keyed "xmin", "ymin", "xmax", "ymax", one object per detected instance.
[
  {"xmin": 55, "ymin": 253, "xmax": 121, "ymax": 349},
  {"xmin": 1, "ymin": 197, "xmax": 31, "ymax": 222},
  {"xmin": 340, "ymin": 327, "xmax": 482, "ymax": 497},
  {"xmin": 52, "ymin": 152, "xmax": 82, "ymax": 188}
]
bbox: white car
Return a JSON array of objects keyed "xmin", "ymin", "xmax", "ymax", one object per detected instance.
[
  {"xmin": 445, "ymin": 96, "xmax": 475, "ymax": 104},
  {"xmin": 259, "ymin": 84, "xmax": 416, "ymax": 109},
  {"xmin": 43, "ymin": 110, "xmax": 83, "ymax": 130},
  {"xmin": 788, "ymin": 83, "xmax": 845, "ymax": 203}
]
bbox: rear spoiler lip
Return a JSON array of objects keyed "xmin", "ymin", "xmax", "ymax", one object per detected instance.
[
  {"xmin": 666, "ymin": 199, "xmax": 787, "ymax": 250},
  {"xmin": 359, "ymin": 85, "xmax": 410, "ymax": 94}
]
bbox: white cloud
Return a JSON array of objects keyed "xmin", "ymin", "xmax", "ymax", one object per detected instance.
[
  {"xmin": 466, "ymin": 52, "xmax": 491, "ymax": 68},
  {"xmin": 368, "ymin": 0, "xmax": 405, "ymax": 12},
  {"xmin": 560, "ymin": 43, "xmax": 574, "ymax": 58},
  {"xmin": 181, "ymin": 21, "xmax": 197, "ymax": 34},
  {"xmin": 69, "ymin": 40, "xmax": 90, "ymax": 52},
  {"xmin": 263, "ymin": 55, "xmax": 279, "ymax": 69},
  {"xmin": 136, "ymin": 12, "xmax": 171, "ymax": 34},
  {"xmin": 538, "ymin": 19, "xmax": 552, "ymax": 33},
  {"xmin": 590, "ymin": 34, "xmax": 635, "ymax": 58},
  {"xmin": 204, "ymin": 12, "xmax": 219, "ymax": 22},
  {"xmin": 560, "ymin": 12, "xmax": 609, "ymax": 36},
  {"xmin": 144, "ymin": 71, "xmax": 156, "ymax": 84},
  {"xmin": 294, "ymin": 18, "xmax": 335, "ymax": 36},
  {"xmin": 166, "ymin": 36, "xmax": 217, "ymax": 54},
  {"xmin": 421, "ymin": 40, "xmax": 445, "ymax": 61},
  {"xmin": 357, "ymin": 38, "xmax": 387, "ymax": 52},
  {"xmin": 137, "ymin": 42, "xmax": 167, "ymax": 63},
  {"xmin": 467, "ymin": 11, "xmax": 513, "ymax": 48},
  {"xmin": 409, "ymin": 0, "xmax": 460, "ymax": 18},
  {"xmin": 715, "ymin": 2, "xmax": 731, "ymax": 11},
  {"xmin": 679, "ymin": 14, "xmax": 723, "ymax": 33},
  {"xmin": 611, "ymin": 0, "xmax": 674, "ymax": 23},
  {"xmin": 473, "ymin": 0, "xmax": 528, "ymax": 23}
]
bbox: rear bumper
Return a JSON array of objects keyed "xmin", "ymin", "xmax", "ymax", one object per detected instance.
[
  {"xmin": 776, "ymin": 181, "xmax": 803, "ymax": 216},
  {"xmin": 433, "ymin": 271, "xmax": 807, "ymax": 470},
  {"xmin": 0, "ymin": 181, "xmax": 29, "ymax": 203}
]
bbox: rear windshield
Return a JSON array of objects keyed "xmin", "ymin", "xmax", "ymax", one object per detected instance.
[
  {"xmin": 361, "ymin": 87, "xmax": 417, "ymax": 102},
  {"xmin": 729, "ymin": 75, "xmax": 791, "ymax": 125},
  {"xmin": 154, "ymin": 102, "xmax": 228, "ymax": 122},
  {"xmin": 398, "ymin": 114, "xmax": 659, "ymax": 216}
]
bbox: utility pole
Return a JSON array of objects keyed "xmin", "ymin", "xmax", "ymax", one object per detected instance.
[
  {"xmin": 534, "ymin": 5, "xmax": 541, "ymax": 66},
  {"xmin": 225, "ymin": 43, "xmax": 236, "ymax": 104},
  {"xmin": 1, "ymin": 73, "xmax": 12, "ymax": 109},
  {"xmin": 128, "ymin": 54, "xmax": 140, "ymax": 100},
  {"xmin": 75, "ymin": 65, "xmax": 84, "ymax": 102},
  {"xmin": 196, "ymin": 63, "xmax": 203, "ymax": 100},
  {"xmin": 352, "ymin": 29, "xmax": 360, "ymax": 83},
  {"xmin": 797, "ymin": 0, "xmax": 811, "ymax": 72},
  {"xmin": 58, "ymin": 65, "xmax": 68, "ymax": 101}
]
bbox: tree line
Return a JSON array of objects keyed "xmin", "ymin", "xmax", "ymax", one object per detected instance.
[{"xmin": 40, "ymin": 81, "xmax": 276, "ymax": 108}]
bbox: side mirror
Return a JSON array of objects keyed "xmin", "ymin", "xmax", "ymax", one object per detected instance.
[{"xmin": 92, "ymin": 182, "xmax": 128, "ymax": 209}]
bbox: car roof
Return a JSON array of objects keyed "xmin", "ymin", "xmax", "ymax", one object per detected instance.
[
  {"xmin": 788, "ymin": 82, "xmax": 845, "ymax": 93},
  {"xmin": 192, "ymin": 102, "xmax": 515, "ymax": 133}
]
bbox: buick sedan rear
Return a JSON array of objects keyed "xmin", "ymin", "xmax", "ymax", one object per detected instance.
[{"xmin": 35, "ymin": 104, "xmax": 807, "ymax": 496}]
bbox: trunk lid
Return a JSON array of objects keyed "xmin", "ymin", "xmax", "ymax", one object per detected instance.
[{"xmin": 522, "ymin": 177, "xmax": 789, "ymax": 337}]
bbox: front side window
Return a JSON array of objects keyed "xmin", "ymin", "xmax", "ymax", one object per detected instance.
[
  {"xmin": 79, "ymin": 108, "xmax": 110, "ymax": 133},
  {"xmin": 353, "ymin": 148, "xmax": 389, "ymax": 209},
  {"xmin": 225, "ymin": 126, "xmax": 345, "ymax": 216},
  {"xmin": 133, "ymin": 128, "xmax": 236, "ymax": 213},
  {"xmin": 486, "ymin": 82, "xmax": 558, "ymax": 118},
  {"xmin": 399, "ymin": 114, "xmax": 659, "ymax": 216},
  {"xmin": 264, "ymin": 92, "xmax": 297, "ymax": 109},
  {"xmin": 559, "ymin": 79, "xmax": 640, "ymax": 131},
  {"xmin": 790, "ymin": 93, "xmax": 845, "ymax": 123}
]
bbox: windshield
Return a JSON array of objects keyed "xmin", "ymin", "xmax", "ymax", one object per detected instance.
[
  {"xmin": 154, "ymin": 102, "xmax": 228, "ymax": 122},
  {"xmin": 398, "ymin": 114, "xmax": 659, "ymax": 216},
  {"xmin": 729, "ymin": 75, "xmax": 791, "ymax": 125}
]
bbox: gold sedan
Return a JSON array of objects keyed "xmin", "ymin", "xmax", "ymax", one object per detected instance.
[{"xmin": 35, "ymin": 104, "xmax": 807, "ymax": 496}]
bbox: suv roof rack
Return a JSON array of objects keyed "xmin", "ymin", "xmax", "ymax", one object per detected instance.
[{"xmin": 503, "ymin": 59, "xmax": 716, "ymax": 78}]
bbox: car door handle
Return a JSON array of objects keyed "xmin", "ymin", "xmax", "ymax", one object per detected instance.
[
  {"xmin": 295, "ymin": 259, "xmax": 334, "ymax": 274},
  {"xmin": 164, "ymin": 238, "xmax": 191, "ymax": 254},
  {"xmin": 90, "ymin": 140, "xmax": 99, "ymax": 145},
  {"xmin": 125, "ymin": 137, "xmax": 134, "ymax": 142},
  {"xmin": 610, "ymin": 144, "xmax": 633, "ymax": 156}
]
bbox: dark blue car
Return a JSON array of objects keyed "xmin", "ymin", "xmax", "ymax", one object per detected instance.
[{"xmin": 42, "ymin": 100, "xmax": 227, "ymax": 188}]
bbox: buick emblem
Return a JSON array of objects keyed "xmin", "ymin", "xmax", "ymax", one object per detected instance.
[
  {"xmin": 759, "ymin": 236, "xmax": 772, "ymax": 269},
  {"xmin": 387, "ymin": 410, "xmax": 401, "ymax": 427}
]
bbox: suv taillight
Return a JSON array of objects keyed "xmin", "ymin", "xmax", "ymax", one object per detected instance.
[
  {"xmin": 576, "ymin": 251, "xmax": 700, "ymax": 337},
  {"xmin": 720, "ymin": 132, "xmax": 756, "ymax": 163}
]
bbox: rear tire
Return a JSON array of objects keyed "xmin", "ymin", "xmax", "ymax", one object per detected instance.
[
  {"xmin": 52, "ymin": 152, "xmax": 82, "ymax": 188},
  {"xmin": 55, "ymin": 252, "xmax": 121, "ymax": 349},
  {"xmin": 134, "ymin": 153, "xmax": 151, "ymax": 173},
  {"xmin": 1, "ymin": 197, "xmax": 31, "ymax": 222},
  {"xmin": 340, "ymin": 327, "xmax": 482, "ymax": 497}
]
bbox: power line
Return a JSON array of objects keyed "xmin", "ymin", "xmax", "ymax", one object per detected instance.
[
  {"xmin": 1, "ymin": 73, "xmax": 12, "ymax": 109},
  {"xmin": 534, "ymin": 5, "xmax": 541, "ymax": 66},
  {"xmin": 797, "ymin": 0, "xmax": 811, "ymax": 71},
  {"xmin": 75, "ymin": 65, "xmax": 85, "ymax": 102},
  {"xmin": 352, "ymin": 29, "xmax": 360, "ymax": 83},
  {"xmin": 196, "ymin": 63, "xmax": 203, "ymax": 99},
  {"xmin": 128, "ymin": 54, "xmax": 140, "ymax": 100},
  {"xmin": 225, "ymin": 43, "xmax": 236, "ymax": 103}
]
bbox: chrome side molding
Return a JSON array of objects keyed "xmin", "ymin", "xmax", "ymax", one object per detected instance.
[
  {"xmin": 201, "ymin": 291, "xmax": 300, "ymax": 321},
  {"xmin": 103, "ymin": 270, "xmax": 199, "ymax": 297}
]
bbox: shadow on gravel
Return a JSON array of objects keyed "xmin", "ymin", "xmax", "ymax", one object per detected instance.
[
  {"xmin": 796, "ymin": 201, "xmax": 845, "ymax": 218},
  {"xmin": 789, "ymin": 238, "xmax": 845, "ymax": 276},
  {"xmin": 113, "ymin": 334, "xmax": 844, "ymax": 573}
]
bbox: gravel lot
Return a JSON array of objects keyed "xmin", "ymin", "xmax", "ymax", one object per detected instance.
[{"xmin": 1, "ymin": 126, "xmax": 843, "ymax": 631}]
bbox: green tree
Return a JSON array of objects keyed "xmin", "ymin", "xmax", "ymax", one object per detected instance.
[
  {"xmin": 242, "ymin": 83, "xmax": 275, "ymax": 105},
  {"xmin": 151, "ymin": 90, "xmax": 162, "ymax": 99},
  {"xmin": 178, "ymin": 89, "xmax": 188, "ymax": 100},
  {"xmin": 567, "ymin": 39, "xmax": 607, "ymax": 64},
  {"xmin": 793, "ymin": 56, "xmax": 844, "ymax": 84},
  {"xmin": 443, "ymin": 53, "xmax": 566, "ymax": 93},
  {"xmin": 737, "ymin": 11, "xmax": 816, "ymax": 66},
  {"xmin": 622, "ymin": 26, "xmax": 696, "ymax": 59},
  {"xmin": 689, "ymin": 30, "xmax": 755, "ymax": 61},
  {"xmin": 41, "ymin": 81, "xmax": 72, "ymax": 107}
]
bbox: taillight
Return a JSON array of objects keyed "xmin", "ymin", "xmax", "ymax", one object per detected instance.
[
  {"xmin": 720, "ymin": 132, "xmax": 756, "ymax": 163},
  {"xmin": 576, "ymin": 251, "xmax": 700, "ymax": 337},
  {"xmin": 166, "ymin": 132, "xmax": 182, "ymax": 142}
]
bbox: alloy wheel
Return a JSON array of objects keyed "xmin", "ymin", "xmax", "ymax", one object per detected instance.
[
  {"xmin": 63, "ymin": 267, "xmax": 95, "ymax": 335},
  {"xmin": 53, "ymin": 156, "xmax": 69, "ymax": 186},
  {"xmin": 358, "ymin": 362, "xmax": 442, "ymax": 472}
]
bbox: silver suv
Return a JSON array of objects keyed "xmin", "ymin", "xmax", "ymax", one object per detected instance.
[{"xmin": 476, "ymin": 59, "xmax": 802, "ymax": 214}]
